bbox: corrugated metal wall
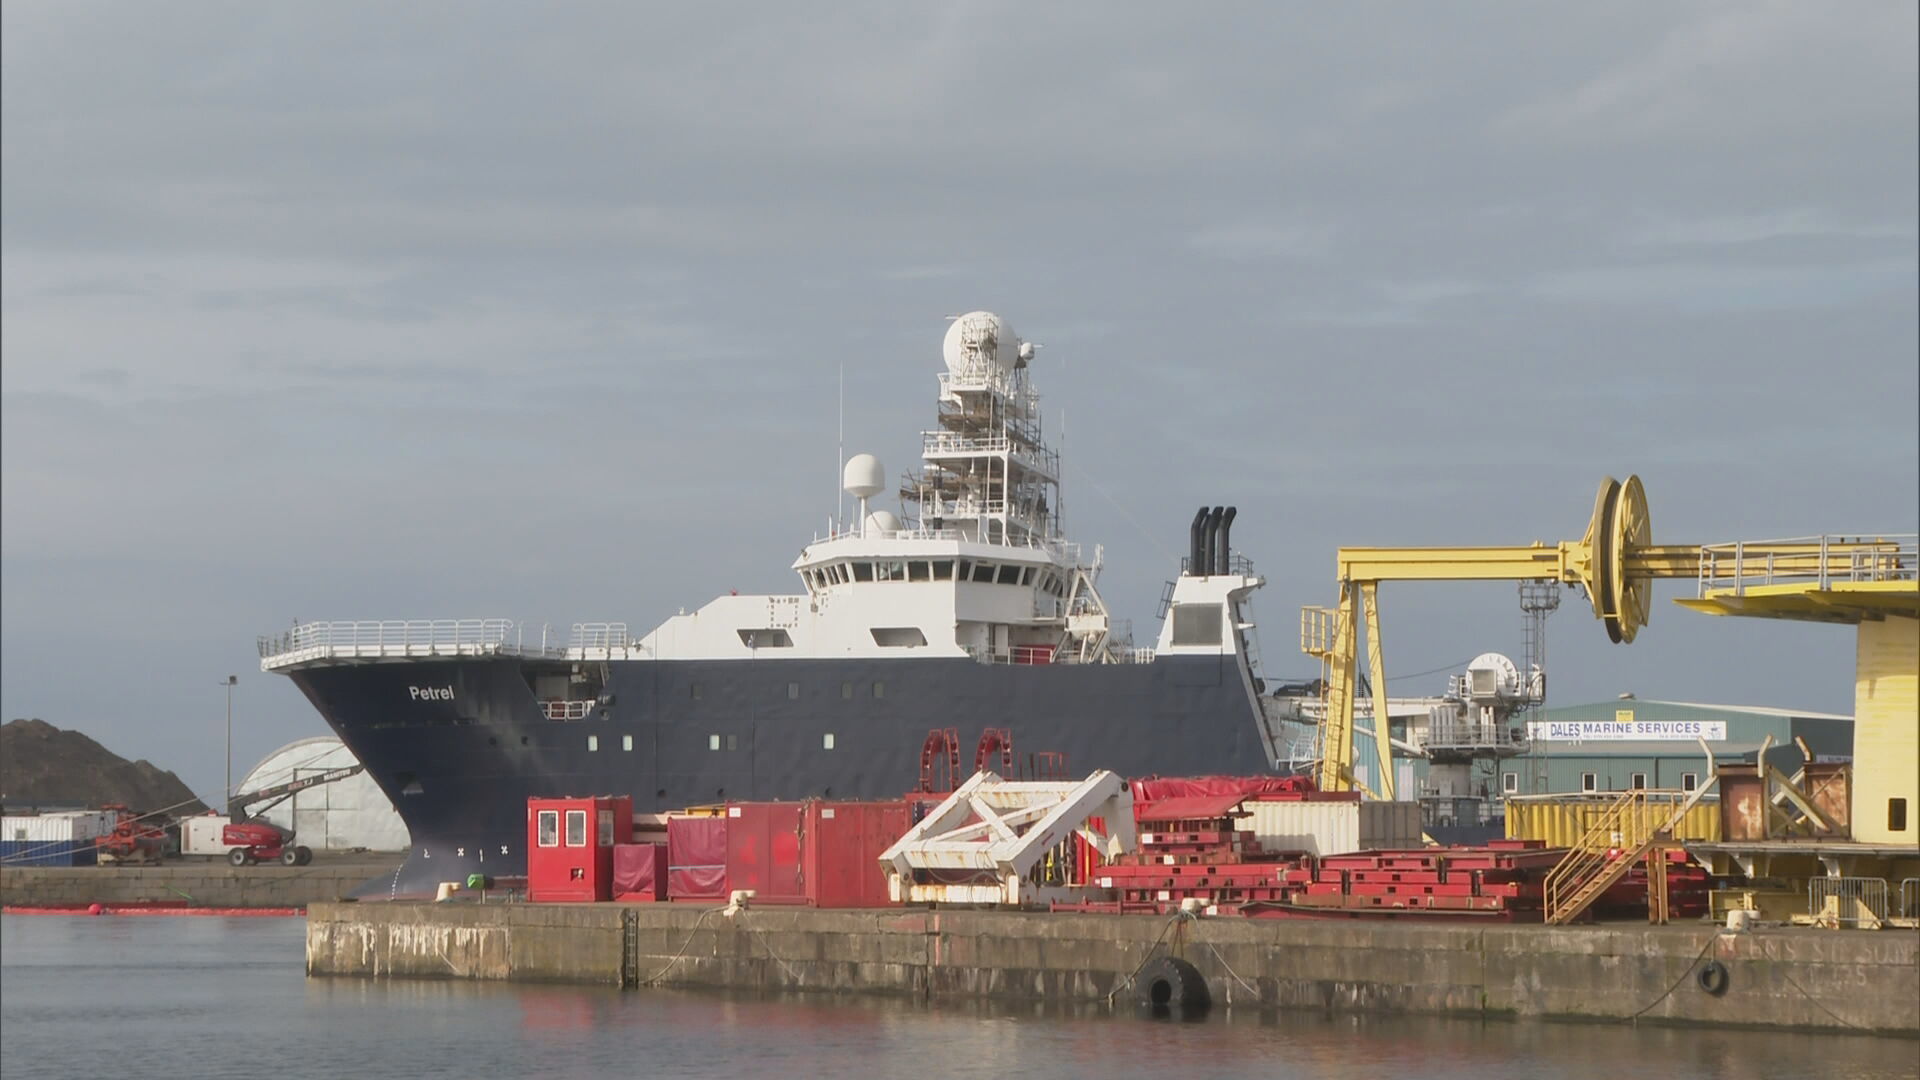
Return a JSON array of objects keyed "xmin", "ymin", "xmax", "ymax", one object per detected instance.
[{"xmin": 1504, "ymin": 796, "xmax": 1721, "ymax": 845}]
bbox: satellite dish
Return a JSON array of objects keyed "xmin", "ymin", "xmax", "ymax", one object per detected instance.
[
  {"xmin": 1465, "ymin": 653, "xmax": 1521, "ymax": 698},
  {"xmin": 842, "ymin": 454, "xmax": 885, "ymax": 499},
  {"xmin": 942, "ymin": 312, "xmax": 1022, "ymax": 376}
]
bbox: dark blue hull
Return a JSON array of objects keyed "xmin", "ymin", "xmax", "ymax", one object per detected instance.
[{"xmin": 290, "ymin": 654, "xmax": 1270, "ymax": 897}]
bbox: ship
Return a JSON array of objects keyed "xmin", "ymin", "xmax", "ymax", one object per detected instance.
[{"xmin": 259, "ymin": 312, "xmax": 1282, "ymax": 897}]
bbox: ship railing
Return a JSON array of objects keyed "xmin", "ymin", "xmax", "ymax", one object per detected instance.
[
  {"xmin": 541, "ymin": 699, "xmax": 596, "ymax": 721},
  {"xmin": 1180, "ymin": 552, "xmax": 1258, "ymax": 577},
  {"xmin": 923, "ymin": 431, "xmax": 1011, "ymax": 456},
  {"xmin": 258, "ymin": 619, "xmax": 562, "ymax": 668},
  {"xmin": 1697, "ymin": 534, "xmax": 1916, "ymax": 595},
  {"xmin": 569, "ymin": 622, "xmax": 631, "ymax": 649}
]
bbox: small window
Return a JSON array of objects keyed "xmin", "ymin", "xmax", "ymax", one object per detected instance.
[
  {"xmin": 852, "ymin": 562, "xmax": 874, "ymax": 582},
  {"xmin": 564, "ymin": 809, "xmax": 587, "ymax": 847},
  {"xmin": 873, "ymin": 681, "xmax": 885, "ymax": 699},
  {"xmin": 537, "ymin": 810, "xmax": 559, "ymax": 847},
  {"xmin": 787, "ymin": 682, "xmax": 800, "ymax": 700},
  {"xmin": 597, "ymin": 809, "xmax": 614, "ymax": 847},
  {"xmin": 1580, "ymin": 772, "xmax": 1597, "ymax": 793},
  {"xmin": 1501, "ymin": 772, "xmax": 1518, "ymax": 795},
  {"xmin": 996, "ymin": 564, "xmax": 1022, "ymax": 585},
  {"xmin": 1630, "ymin": 772, "xmax": 1647, "ymax": 790},
  {"xmin": 622, "ymin": 735, "xmax": 634, "ymax": 752},
  {"xmin": 709, "ymin": 734, "xmax": 721, "ymax": 750},
  {"xmin": 823, "ymin": 733, "xmax": 836, "ymax": 750},
  {"xmin": 972, "ymin": 562, "xmax": 995, "ymax": 583},
  {"xmin": 840, "ymin": 681, "xmax": 853, "ymax": 700},
  {"xmin": 908, "ymin": 561, "xmax": 931, "ymax": 582},
  {"xmin": 1680, "ymin": 772, "xmax": 1698, "ymax": 792},
  {"xmin": 725, "ymin": 734, "xmax": 738, "ymax": 751},
  {"xmin": 690, "ymin": 682, "xmax": 703, "ymax": 700},
  {"xmin": 932, "ymin": 560, "xmax": 954, "ymax": 580},
  {"xmin": 1892, "ymin": 798, "xmax": 1910, "ymax": 833},
  {"xmin": 587, "ymin": 734, "xmax": 599, "ymax": 752}
]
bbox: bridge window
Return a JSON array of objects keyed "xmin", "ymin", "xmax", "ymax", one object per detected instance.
[
  {"xmin": 908, "ymin": 561, "xmax": 931, "ymax": 582},
  {"xmin": 932, "ymin": 560, "xmax": 954, "ymax": 580},
  {"xmin": 957, "ymin": 560, "xmax": 972, "ymax": 580},
  {"xmin": 737, "ymin": 628, "xmax": 794, "ymax": 648},
  {"xmin": 871, "ymin": 627, "xmax": 928, "ymax": 647},
  {"xmin": 996, "ymin": 564, "xmax": 1022, "ymax": 585},
  {"xmin": 852, "ymin": 562, "xmax": 874, "ymax": 582},
  {"xmin": 877, "ymin": 560, "xmax": 906, "ymax": 581},
  {"xmin": 972, "ymin": 562, "xmax": 996, "ymax": 583}
]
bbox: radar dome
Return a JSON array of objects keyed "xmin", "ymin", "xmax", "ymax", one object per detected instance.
[
  {"xmin": 1464, "ymin": 653, "xmax": 1521, "ymax": 699},
  {"xmin": 842, "ymin": 454, "xmax": 885, "ymax": 499},
  {"xmin": 865, "ymin": 510, "xmax": 902, "ymax": 535},
  {"xmin": 942, "ymin": 311, "xmax": 1024, "ymax": 376}
]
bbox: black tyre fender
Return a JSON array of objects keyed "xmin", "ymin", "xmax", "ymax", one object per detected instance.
[
  {"xmin": 1135, "ymin": 955, "xmax": 1211, "ymax": 1012},
  {"xmin": 1697, "ymin": 959, "xmax": 1730, "ymax": 996}
]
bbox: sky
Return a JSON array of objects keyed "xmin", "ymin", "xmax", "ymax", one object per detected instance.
[{"xmin": 2, "ymin": 3, "xmax": 1915, "ymax": 804}]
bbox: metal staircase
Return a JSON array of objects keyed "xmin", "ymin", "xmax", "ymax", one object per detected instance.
[{"xmin": 1543, "ymin": 782, "xmax": 1717, "ymax": 925}]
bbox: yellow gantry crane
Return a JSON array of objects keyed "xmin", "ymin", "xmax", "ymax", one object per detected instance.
[{"xmin": 1299, "ymin": 476, "xmax": 1892, "ymax": 800}]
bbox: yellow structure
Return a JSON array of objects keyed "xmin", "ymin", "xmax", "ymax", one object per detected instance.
[
  {"xmin": 1679, "ymin": 539, "xmax": 1918, "ymax": 847},
  {"xmin": 1299, "ymin": 475, "xmax": 1903, "ymax": 801}
]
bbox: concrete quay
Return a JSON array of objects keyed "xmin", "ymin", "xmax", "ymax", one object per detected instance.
[
  {"xmin": 2, "ymin": 856, "xmax": 400, "ymax": 909},
  {"xmin": 305, "ymin": 902, "xmax": 1919, "ymax": 1035}
]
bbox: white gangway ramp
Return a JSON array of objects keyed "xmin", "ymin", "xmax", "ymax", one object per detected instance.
[{"xmin": 879, "ymin": 770, "xmax": 1136, "ymax": 906}]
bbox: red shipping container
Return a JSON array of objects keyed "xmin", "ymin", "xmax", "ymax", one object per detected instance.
[
  {"xmin": 612, "ymin": 842, "xmax": 667, "ymax": 902},
  {"xmin": 666, "ymin": 816, "xmax": 728, "ymax": 901},
  {"xmin": 803, "ymin": 800, "xmax": 909, "ymax": 908},
  {"xmin": 526, "ymin": 795, "xmax": 633, "ymax": 903},
  {"xmin": 725, "ymin": 803, "xmax": 807, "ymax": 905}
]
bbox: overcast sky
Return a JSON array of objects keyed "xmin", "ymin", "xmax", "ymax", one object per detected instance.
[{"xmin": 3, "ymin": 3, "xmax": 1914, "ymax": 803}]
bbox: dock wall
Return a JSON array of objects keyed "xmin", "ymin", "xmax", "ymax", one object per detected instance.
[
  {"xmin": 305, "ymin": 902, "xmax": 1919, "ymax": 1035},
  {"xmin": 2, "ymin": 860, "xmax": 399, "ymax": 909}
]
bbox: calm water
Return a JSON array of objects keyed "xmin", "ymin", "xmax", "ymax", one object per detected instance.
[{"xmin": 1, "ymin": 915, "xmax": 1912, "ymax": 1080}]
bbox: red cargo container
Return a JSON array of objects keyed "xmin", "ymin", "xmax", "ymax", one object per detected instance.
[
  {"xmin": 803, "ymin": 799, "xmax": 908, "ymax": 909},
  {"xmin": 725, "ymin": 803, "xmax": 807, "ymax": 904},
  {"xmin": 526, "ymin": 795, "xmax": 632, "ymax": 903},
  {"xmin": 612, "ymin": 842, "xmax": 668, "ymax": 902},
  {"xmin": 666, "ymin": 816, "xmax": 728, "ymax": 901}
]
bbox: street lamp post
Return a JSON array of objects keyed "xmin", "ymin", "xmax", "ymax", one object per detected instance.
[{"xmin": 222, "ymin": 675, "xmax": 238, "ymax": 807}]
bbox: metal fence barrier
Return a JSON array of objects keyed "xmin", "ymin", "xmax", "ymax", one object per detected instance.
[{"xmin": 1807, "ymin": 876, "xmax": 1891, "ymax": 928}]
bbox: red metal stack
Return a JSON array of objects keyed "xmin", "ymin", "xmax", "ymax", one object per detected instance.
[
  {"xmin": 1259, "ymin": 840, "xmax": 1563, "ymax": 921},
  {"xmin": 721, "ymin": 799, "xmax": 911, "ymax": 908},
  {"xmin": 1598, "ymin": 849, "xmax": 1712, "ymax": 919},
  {"xmin": 1073, "ymin": 794, "xmax": 1295, "ymax": 914}
]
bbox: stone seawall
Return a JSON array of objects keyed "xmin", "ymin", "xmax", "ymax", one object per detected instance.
[
  {"xmin": 2, "ymin": 858, "xmax": 399, "ymax": 909},
  {"xmin": 305, "ymin": 902, "xmax": 1920, "ymax": 1035}
]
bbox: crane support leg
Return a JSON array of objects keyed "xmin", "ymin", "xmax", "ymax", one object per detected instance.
[
  {"xmin": 1318, "ymin": 584, "xmax": 1360, "ymax": 794},
  {"xmin": 1362, "ymin": 583, "xmax": 1395, "ymax": 801}
]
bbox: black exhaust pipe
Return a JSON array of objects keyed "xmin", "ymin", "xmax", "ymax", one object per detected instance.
[
  {"xmin": 1216, "ymin": 506, "xmax": 1237, "ymax": 576},
  {"xmin": 1203, "ymin": 506, "xmax": 1225, "ymax": 577},
  {"xmin": 1189, "ymin": 507, "xmax": 1211, "ymax": 576}
]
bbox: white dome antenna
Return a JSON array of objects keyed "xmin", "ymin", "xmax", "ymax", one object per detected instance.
[
  {"xmin": 843, "ymin": 453, "xmax": 885, "ymax": 535},
  {"xmin": 942, "ymin": 311, "xmax": 1023, "ymax": 379}
]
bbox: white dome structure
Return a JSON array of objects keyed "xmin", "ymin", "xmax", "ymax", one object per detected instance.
[
  {"xmin": 235, "ymin": 737, "xmax": 409, "ymax": 852},
  {"xmin": 942, "ymin": 311, "xmax": 1025, "ymax": 376},
  {"xmin": 842, "ymin": 453, "xmax": 886, "ymax": 499}
]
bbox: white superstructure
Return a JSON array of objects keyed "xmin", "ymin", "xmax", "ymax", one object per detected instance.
[{"xmin": 634, "ymin": 311, "xmax": 1223, "ymax": 666}]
